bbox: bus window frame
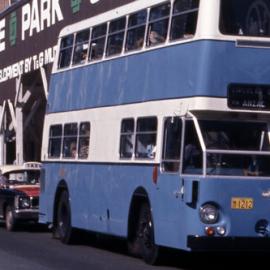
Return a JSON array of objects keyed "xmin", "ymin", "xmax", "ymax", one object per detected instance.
[
  {"xmin": 106, "ymin": 16, "xmax": 127, "ymax": 57},
  {"xmin": 135, "ymin": 116, "xmax": 158, "ymax": 160},
  {"xmin": 89, "ymin": 23, "xmax": 108, "ymax": 62},
  {"xmin": 48, "ymin": 124, "xmax": 63, "ymax": 159},
  {"xmin": 78, "ymin": 122, "xmax": 91, "ymax": 160},
  {"xmin": 146, "ymin": 1, "xmax": 171, "ymax": 48},
  {"xmin": 125, "ymin": 9, "xmax": 148, "ymax": 52},
  {"xmin": 56, "ymin": 0, "xmax": 201, "ymax": 72},
  {"xmin": 119, "ymin": 118, "xmax": 135, "ymax": 159},
  {"xmin": 161, "ymin": 116, "xmax": 183, "ymax": 174},
  {"xmin": 72, "ymin": 29, "xmax": 91, "ymax": 66},
  {"xmin": 62, "ymin": 123, "xmax": 79, "ymax": 159},
  {"xmin": 58, "ymin": 34, "xmax": 75, "ymax": 69}
]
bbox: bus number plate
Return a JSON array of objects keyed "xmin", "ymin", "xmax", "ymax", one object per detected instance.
[{"xmin": 231, "ymin": 198, "xmax": 253, "ymax": 209}]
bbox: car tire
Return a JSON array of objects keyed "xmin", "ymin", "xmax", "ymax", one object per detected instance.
[{"xmin": 5, "ymin": 206, "xmax": 16, "ymax": 232}]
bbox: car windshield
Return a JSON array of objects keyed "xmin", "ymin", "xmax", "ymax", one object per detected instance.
[
  {"xmin": 6, "ymin": 170, "xmax": 40, "ymax": 185},
  {"xmin": 220, "ymin": 0, "xmax": 270, "ymax": 37}
]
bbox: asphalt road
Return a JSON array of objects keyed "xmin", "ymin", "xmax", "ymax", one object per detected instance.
[{"xmin": 0, "ymin": 224, "xmax": 269, "ymax": 270}]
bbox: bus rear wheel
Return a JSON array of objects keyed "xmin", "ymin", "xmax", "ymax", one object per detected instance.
[
  {"xmin": 138, "ymin": 203, "xmax": 159, "ymax": 265},
  {"xmin": 56, "ymin": 190, "xmax": 75, "ymax": 244}
]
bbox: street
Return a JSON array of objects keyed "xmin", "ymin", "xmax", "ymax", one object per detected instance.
[{"xmin": 0, "ymin": 224, "xmax": 268, "ymax": 270}]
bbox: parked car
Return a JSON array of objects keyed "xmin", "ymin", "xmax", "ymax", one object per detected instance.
[{"xmin": 0, "ymin": 162, "xmax": 41, "ymax": 231}]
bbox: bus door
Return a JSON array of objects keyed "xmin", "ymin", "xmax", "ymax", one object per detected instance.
[{"xmin": 154, "ymin": 116, "xmax": 203, "ymax": 249}]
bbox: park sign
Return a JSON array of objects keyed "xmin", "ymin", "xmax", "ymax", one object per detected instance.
[{"xmin": 0, "ymin": 0, "xmax": 132, "ymax": 102}]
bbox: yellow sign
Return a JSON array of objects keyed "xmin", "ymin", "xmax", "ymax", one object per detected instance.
[{"xmin": 231, "ymin": 197, "xmax": 253, "ymax": 209}]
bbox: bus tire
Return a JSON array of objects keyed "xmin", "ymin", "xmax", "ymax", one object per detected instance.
[
  {"xmin": 139, "ymin": 203, "xmax": 159, "ymax": 265},
  {"xmin": 56, "ymin": 190, "xmax": 75, "ymax": 244},
  {"xmin": 5, "ymin": 206, "xmax": 17, "ymax": 232}
]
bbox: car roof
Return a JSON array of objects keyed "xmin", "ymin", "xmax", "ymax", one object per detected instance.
[{"xmin": 0, "ymin": 162, "xmax": 42, "ymax": 175}]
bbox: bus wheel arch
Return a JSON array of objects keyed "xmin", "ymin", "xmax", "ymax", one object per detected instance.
[{"xmin": 127, "ymin": 187, "xmax": 159, "ymax": 264}]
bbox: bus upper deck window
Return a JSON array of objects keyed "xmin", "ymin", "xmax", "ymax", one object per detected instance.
[
  {"xmin": 147, "ymin": 2, "xmax": 170, "ymax": 47},
  {"xmin": 170, "ymin": 0, "xmax": 199, "ymax": 41},
  {"xmin": 125, "ymin": 10, "xmax": 147, "ymax": 52},
  {"xmin": 72, "ymin": 29, "xmax": 90, "ymax": 66},
  {"xmin": 106, "ymin": 17, "xmax": 126, "ymax": 57},
  {"xmin": 220, "ymin": 0, "xmax": 270, "ymax": 37},
  {"xmin": 58, "ymin": 35, "xmax": 74, "ymax": 69},
  {"xmin": 89, "ymin": 23, "xmax": 107, "ymax": 61}
]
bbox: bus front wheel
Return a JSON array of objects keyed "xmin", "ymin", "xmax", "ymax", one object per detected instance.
[
  {"xmin": 139, "ymin": 203, "xmax": 159, "ymax": 265},
  {"xmin": 56, "ymin": 190, "xmax": 75, "ymax": 244}
]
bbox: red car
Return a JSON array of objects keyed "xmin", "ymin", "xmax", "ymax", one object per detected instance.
[{"xmin": 0, "ymin": 162, "xmax": 41, "ymax": 231}]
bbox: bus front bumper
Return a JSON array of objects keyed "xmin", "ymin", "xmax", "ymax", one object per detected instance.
[{"xmin": 188, "ymin": 236, "xmax": 270, "ymax": 251}]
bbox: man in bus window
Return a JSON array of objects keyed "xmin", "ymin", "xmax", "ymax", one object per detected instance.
[{"xmin": 149, "ymin": 30, "xmax": 165, "ymax": 45}]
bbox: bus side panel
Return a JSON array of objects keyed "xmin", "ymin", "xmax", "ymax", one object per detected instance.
[
  {"xmin": 40, "ymin": 162, "xmax": 191, "ymax": 249},
  {"xmin": 48, "ymin": 40, "xmax": 270, "ymax": 114}
]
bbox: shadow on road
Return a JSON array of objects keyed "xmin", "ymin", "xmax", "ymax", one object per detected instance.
[
  {"xmin": 159, "ymin": 250, "xmax": 270, "ymax": 269},
  {"xmin": 68, "ymin": 230, "xmax": 270, "ymax": 269},
  {"xmin": 0, "ymin": 221, "xmax": 49, "ymax": 233}
]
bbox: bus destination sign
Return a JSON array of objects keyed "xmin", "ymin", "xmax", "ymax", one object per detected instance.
[{"xmin": 228, "ymin": 84, "xmax": 270, "ymax": 110}]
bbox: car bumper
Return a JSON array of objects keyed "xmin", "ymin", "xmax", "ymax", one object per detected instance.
[
  {"xmin": 187, "ymin": 235, "xmax": 270, "ymax": 251},
  {"xmin": 14, "ymin": 209, "xmax": 39, "ymax": 221}
]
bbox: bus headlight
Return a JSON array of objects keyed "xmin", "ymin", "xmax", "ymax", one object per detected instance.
[
  {"xmin": 199, "ymin": 203, "xmax": 219, "ymax": 224},
  {"xmin": 19, "ymin": 197, "xmax": 30, "ymax": 209}
]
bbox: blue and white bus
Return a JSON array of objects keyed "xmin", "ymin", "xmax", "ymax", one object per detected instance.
[{"xmin": 40, "ymin": 0, "xmax": 270, "ymax": 264}]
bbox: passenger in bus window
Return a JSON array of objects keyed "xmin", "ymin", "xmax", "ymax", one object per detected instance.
[
  {"xmin": 136, "ymin": 37, "xmax": 144, "ymax": 49},
  {"xmin": 79, "ymin": 140, "xmax": 89, "ymax": 159},
  {"xmin": 243, "ymin": 155, "xmax": 261, "ymax": 176},
  {"xmin": 149, "ymin": 30, "xmax": 165, "ymax": 45},
  {"xmin": 184, "ymin": 143, "xmax": 200, "ymax": 168},
  {"xmin": 71, "ymin": 144, "xmax": 77, "ymax": 158}
]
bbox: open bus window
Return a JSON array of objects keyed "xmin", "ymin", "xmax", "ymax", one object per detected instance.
[
  {"xmin": 62, "ymin": 123, "xmax": 78, "ymax": 159},
  {"xmin": 106, "ymin": 17, "xmax": 126, "ymax": 57},
  {"xmin": 58, "ymin": 34, "xmax": 74, "ymax": 69},
  {"xmin": 89, "ymin": 23, "xmax": 107, "ymax": 61},
  {"xmin": 220, "ymin": 0, "xmax": 270, "ymax": 37},
  {"xmin": 125, "ymin": 10, "xmax": 147, "ymax": 52},
  {"xmin": 162, "ymin": 117, "xmax": 182, "ymax": 173},
  {"xmin": 135, "ymin": 117, "xmax": 157, "ymax": 159},
  {"xmin": 72, "ymin": 29, "xmax": 90, "ymax": 65},
  {"xmin": 48, "ymin": 125, "xmax": 62, "ymax": 158},
  {"xmin": 78, "ymin": 122, "xmax": 90, "ymax": 159},
  {"xmin": 183, "ymin": 120, "xmax": 202, "ymax": 174},
  {"xmin": 120, "ymin": 119, "xmax": 135, "ymax": 159},
  {"xmin": 170, "ymin": 0, "xmax": 199, "ymax": 41},
  {"xmin": 147, "ymin": 2, "xmax": 170, "ymax": 47}
]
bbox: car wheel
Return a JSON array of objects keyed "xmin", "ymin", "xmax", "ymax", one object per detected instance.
[{"xmin": 5, "ymin": 206, "xmax": 16, "ymax": 231}]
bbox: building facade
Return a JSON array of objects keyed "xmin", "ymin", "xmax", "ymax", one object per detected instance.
[{"xmin": 0, "ymin": 0, "xmax": 133, "ymax": 165}]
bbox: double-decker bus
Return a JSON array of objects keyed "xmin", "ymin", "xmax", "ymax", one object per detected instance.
[{"xmin": 40, "ymin": 0, "xmax": 270, "ymax": 264}]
